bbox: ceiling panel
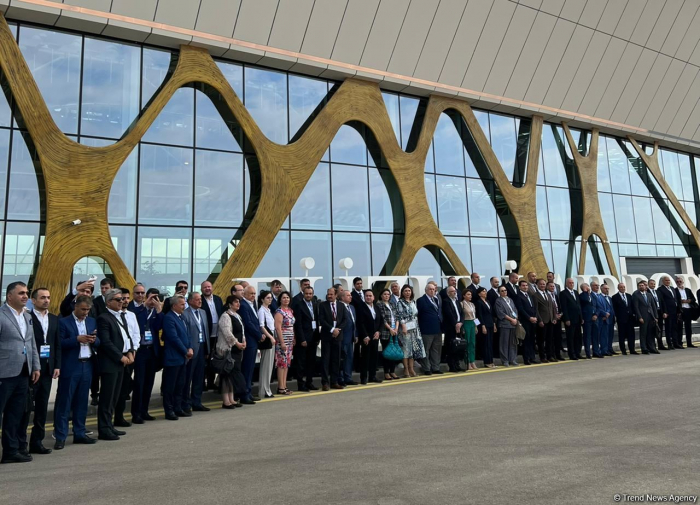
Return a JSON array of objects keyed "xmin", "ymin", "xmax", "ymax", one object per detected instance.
[
  {"xmin": 232, "ymin": 0, "xmax": 278, "ymax": 45},
  {"xmin": 413, "ymin": 0, "xmax": 468, "ymax": 82},
  {"xmin": 625, "ymin": 54, "xmax": 674, "ymax": 126},
  {"xmin": 629, "ymin": 0, "xmax": 666, "ymax": 47},
  {"xmin": 668, "ymin": 76, "xmax": 700, "ymax": 137},
  {"xmin": 194, "ymin": 0, "xmax": 240, "ymax": 38},
  {"xmin": 596, "ymin": 0, "xmax": 628, "ymax": 35},
  {"xmin": 594, "ymin": 43, "xmax": 643, "ymax": 120},
  {"xmin": 268, "ymin": 0, "xmax": 314, "ymax": 52},
  {"xmin": 654, "ymin": 65, "xmax": 699, "ymax": 132},
  {"xmin": 359, "ymin": 0, "xmax": 411, "ymax": 71},
  {"xmin": 640, "ymin": 59, "xmax": 688, "ymax": 129},
  {"xmin": 299, "ymin": 0, "xmax": 347, "ymax": 58},
  {"xmin": 541, "ymin": 24, "xmax": 594, "ymax": 109},
  {"xmin": 609, "ymin": 49, "xmax": 658, "ymax": 124},
  {"xmin": 613, "ymin": 0, "xmax": 646, "ymax": 40},
  {"xmin": 559, "ymin": 31, "xmax": 610, "ymax": 112},
  {"xmin": 660, "ymin": 1, "xmax": 700, "ymax": 56},
  {"xmin": 645, "ymin": 0, "xmax": 684, "ymax": 51},
  {"xmin": 387, "ymin": 0, "xmax": 440, "ymax": 76},
  {"xmin": 578, "ymin": 37, "xmax": 628, "ymax": 116},
  {"xmin": 559, "ymin": 0, "xmax": 586, "ymax": 23},
  {"xmin": 577, "ymin": 0, "xmax": 608, "ymax": 29},
  {"xmin": 331, "ymin": 0, "xmax": 379, "ymax": 65}
]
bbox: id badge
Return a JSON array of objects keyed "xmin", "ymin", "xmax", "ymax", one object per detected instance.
[
  {"xmin": 199, "ymin": 332, "xmax": 204, "ymax": 343},
  {"xmin": 405, "ymin": 321, "xmax": 416, "ymax": 331},
  {"xmin": 311, "ymin": 321, "xmax": 317, "ymax": 330},
  {"xmin": 474, "ymin": 318, "xmax": 481, "ymax": 326},
  {"xmin": 144, "ymin": 330, "xmax": 153, "ymax": 344},
  {"xmin": 40, "ymin": 345, "xmax": 50, "ymax": 359}
]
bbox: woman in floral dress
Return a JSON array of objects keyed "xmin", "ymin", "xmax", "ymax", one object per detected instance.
[
  {"xmin": 274, "ymin": 291, "xmax": 295, "ymax": 395},
  {"xmin": 395, "ymin": 284, "xmax": 426, "ymax": 377}
]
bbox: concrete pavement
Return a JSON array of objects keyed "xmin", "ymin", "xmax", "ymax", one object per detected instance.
[{"xmin": 1, "ymin": 348, "xmax": 698, "ymax": 505}]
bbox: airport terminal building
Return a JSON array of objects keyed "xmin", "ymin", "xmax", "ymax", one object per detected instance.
[{"xmin": 1, "ymin": 0, "xmax": 700, "ymax": 300}]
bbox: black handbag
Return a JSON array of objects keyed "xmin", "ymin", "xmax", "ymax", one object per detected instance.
[
  {"xmin": 259, "ymin": 323, "xmax": 274, "ymax": 350},
  {"xmin": 210, "ymin": 349, "xmax": 234, "ymax": 374},
  {"xmin": 453, "ymin": 338, "xmax": 468, "ymax": 356}
]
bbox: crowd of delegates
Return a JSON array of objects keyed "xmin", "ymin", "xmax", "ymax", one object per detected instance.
[{"xmin": 0, "ymin": 269, "xmax": 697, "ymax": 464}]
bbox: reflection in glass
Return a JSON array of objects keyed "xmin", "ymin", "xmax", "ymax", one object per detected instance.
[
  {"xmin": 637, "ymin": 243, "xmax": 656, "ymax": 256},
  {"xmin": 626, "ymin": 142, "xmax": 648, "ymax": 197},
  {"xmin": 193, "ymin": 227, "xmax": 237, "ymax": 286},
  {"xmin": 382, "ymin": 92, "xmax": 401, "ymax": 144},
  {"xmin": 369, "ymin": 168, "xmax": 397, "ymax": 233},
  {"xmin": 196, "ymin": 89, "xmax": 242, "ymax": 151},
  {"xmin": 546, "ymin": 187, "xmax": 571, "ymax": 241},
  {"xmin": 632, "ymin": 197, "xmax": 653, "ymax": 242},
  {"xmin": 291, "ymin": 231, "xmax": 332, "ymax": 285},
  {"xmin": 81, "ymin": 137, "xmax": 137, "ymax": 224},
  {"xmin": 536, "ymin": 186, "xmax": 550, "ymax": 239},
  {"xmin": 109, "ymin": 225, "xmax": 136, "ymax": 274},
  {"xmin": 617, "ymin": 242, "xmax": 638, "ymax": 258},
  {"xmin": 331, "ymin": 125, "xmax": 367, "ymax": 165},
  {"xmin": 551, "ymin": 241, "xmax": 573, "ymax": 279},
  {"xmin": 2, "ymin": 221, "xmax": 43, "ymax": 291},
  {"xmin": 216, "ymin": 61, "xmax": 244, "ymax": 97},
  {"xmin": 289, "ymin": 75, "xmax": 327, "ymax": 140},
  {"xmin": 291, "ymin": 163, "xmax": 331, "ymax": 230},
  {"xmin": 142, "ymin": 48, "xmax": 171, "ymax": 105},
  {"xmin": 660, "ymin": 149, "xmax": 684, "ymax": 200},
  {"xmin": 467, "ymin": 178, "xmax": 497, "ymax": 237},
  {"xmin": 254, "ymin": 230, "xmax": 289, "ymax": 278},
  {"xmin": 245, "ymin": 67, "xmax": 287, "ymax": 145},
  {"xmin": 597, "ymin": 139, "xmax": 611, "ymax": 192},
  {"xmin": 194, "ymin": 150, "xmax": 243, "ymax": 227},
  {"xmin": 436, "ymin": 175, "xmax": 468, "ymax": 235},
  {"xmin": 0, "ymin": 70, "xmax": 10, "ymax": 127},
  {"xmin": 541, "ymin": 125, "xmax": 567, "ymax": 188},
  {"xmin": 137, "ymin": 226, "xmax": 191, "ymax": 294},
  {"xmin": 371, "ymin": 233, "xmax": 398, "ymax": 276},
  {"xmin": 81, "ymin": 38, "xmax": 140, "ymax": 139},
  {"xmin": 409, "ymin": 247, "xmax": 441, "ymax": 282},
  {"xmin": 489, "ymin": 113, "xmax": 516, "ymax": 181},
  {"xmin": 651, "ymin": 201, "xmax": 672, "ymax": 244},
  {"xmin": 607, "ymin": 137, "xmax": 631, "ymax": 194},
  {"xmin": 433, "ymin": 113, "xmax": 464, "ymax": 177},
  {"xmin": 72, "ymin": 256, "xmax": 111, "ymax": 279},
  {"xmin": 613, "ymin": 194, "xmax": 636, "ymax": 242},
  {"xmin": 399, "ymin": 96, "xmax": 419, "ymax": 151},
  {"xmin": 19, "ymin": 26, "xmax": 81, "ymax": 134},
  {"xmin": 471, "ymin": 238, "xmax": 501, "ymax": 277},
  {"xmin": 445, "ymin": 236, "xmax": 472, "ymax": 273},
  {"xmin": 7, "ymin": 132, "xmax": 43, "ymax": 221},
  {"xmin": 0, "ymin": 130, "xmax": 8, "ymax": 218},
  {"xmin": 139, "ymin": 144, "xmax": 193, "ymax": 225},
  {"xmin": 143, "ymin": 88, "xmax": 194, "ymax": 147},
  {"xmin": 678, "ymin": 154, "xmax": 693, "ymax": 202},
  {"xmin": 598, "ymin": 192, "xmax": 616, "ymax": 241},
  {"xmin": 474, "ymin": 110, "xmax": 490, "ymax": 141},
  {"xmin": 424, "ymin": 174, "xmax": 438, "ymax": 223},
  {"xmin": 331, "ymin": 164, "xmax": 369, "ymax": 231},
  {"xmin": 333, "ymin": 232, "xmax": 370, "ymax": 278}
]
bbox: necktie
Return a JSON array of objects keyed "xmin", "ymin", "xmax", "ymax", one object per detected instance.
[
  {"xmin": 331, "ymin": 302, "xmax": 336, "ymax": 320},
  {"xmin": 622, "ymin": 294, "xmax": 627, "ymax": 305},
  {"xmin": 119, "ymin": 312, "xmax": 135, "ymax": 351}
]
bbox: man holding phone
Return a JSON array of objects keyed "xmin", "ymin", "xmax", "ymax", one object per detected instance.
[
  {"xmin": 130, "ymin": 287, "xmax": 163, "ymax": 423},
  {"xmin": 163, "ymin": 280, "xmax": 189, "ymax": 313}
]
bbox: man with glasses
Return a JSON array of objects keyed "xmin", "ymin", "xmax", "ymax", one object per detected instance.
[{"xmin": 164, "ymin": 280, "xmax": 189, "ymax": 313}]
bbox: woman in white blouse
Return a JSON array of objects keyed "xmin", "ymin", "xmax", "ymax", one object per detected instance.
[{"xmin": 257, "ymin": 290, "xmax": 277, "ymax": 399}]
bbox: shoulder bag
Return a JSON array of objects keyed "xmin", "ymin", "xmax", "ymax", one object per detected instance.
[{"xmin": 382, "ymin": 335, "xmax": 404, "ymax": 362}]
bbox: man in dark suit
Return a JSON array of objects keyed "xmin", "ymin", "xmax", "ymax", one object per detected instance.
[
  {"xmin": 439, "ymin": 276, "xmax": 457, "ymax": 299},
  {"xmin": 129, "ymin": 287, "xmax": 163, "ymax": 423},
  {"xmin": 163, "ymin": 280, "xmax": 189, "ymax": 314},
  {"xmin": 503, "ymin": 272, "xmax": 520, "ymax": 300},
  {"xmin": 356, "ymin": 290, "xmax": 383, "ymax": 384},
  {"xmin": 633, "ymin": 281, "xmax": 659, "ymax": 355},
  {"xmin": 546, "ymin": 281, "xmax": 565, "ymax": 360},
  {"xmin": 92, "ymin": 278, "xmax": 114, "ymax": 317},
  {"xmin": 533, "ymin": 279, "xmax": 555, "ymax": 362},
  {"xmin": 416, "ymin": 282, "xmax": 443, "ymax": 375},
  {"xmin": 96, "ymin": 289, "xmax": 135, "ymax": 440},
  {"xmin": 390, "ymin": 282, "xmax": 402, "ymax": 306},
  {"xmin": 53, "ymin": 296, "xmax": 99, "ymax": 449},
  {"xmin": 612, "ymin": 283, "xmax": 636, "ymax": 355},
  {"xmin": 442, "ymin": 286, "xmax": 463, "ymax": 372},
  {"xmin": 200, "ymin": 280, "xmax": 223, "ymax": 391},
  {"xmin": 162, "ymin": 295, "xmax": 193, "ymax": 420},
  {"xmin": 466, "ymin": 273, "xmax": 482, "ymax": 299},
  {"xmin": 292, "ymin": 286, "xmax": 319, "ymax": 392},
  {"xmin": 293, "ymin": 278, "xmax": 317, "ymax": 305},
  {"xmin": 657, "ymin": 276, "xmax": 680, "ymax": 350},
  {"xmin": 560, "ymin": 278, "xmax": 583, "ymax": 360},
  {"xmin": 19, "ymin": 288, "xmax": 61, "ymax": 455},
  {"xmin": 647, "ymin": 279, "xmax": 663, "ymax": 350},
  {"xmin": 339, "ymin": 290, "xmax": 358, "ymax": 386},
  {"xmin": 350, "ymin": 277, "xmax": 364, "ymax": 308},
  {"xmin": 0, "ymin": 282, "xmax": 40, "ymax": 464},
  {"xmin": 546, "ymin": 272, "xmax": 562, "ymax": 296},
  {"xmin": 318, "ymin": 287, "xmax": 347, "ymax": 390},
  {"xmin": 526, "ymin": 272, "xmax": 538, "ymax": 296},
  {"xmin": 182, "ymin": 292, "xmax": 210, "ymax": 413},
  {"xmin": 270, "ymin": 279, "xmax": 284, "ymax": 312},
  {"xmin": 515, "ymin": 280, "xmax": 540, "ymax": 365},
  {"xmin": 240, "ymin": 285, "xmax": 263, "ymax": 403},
  {"xmin": 487, "ymin": 276, "xmax": 500, "ymax": 306},
  {"xmin": 598, "ymin": 283, "xmax": 616, "ymax": 356},
  {"xmin": 675, "ymin": 277, "xmax": 697, "ymax": 348}
]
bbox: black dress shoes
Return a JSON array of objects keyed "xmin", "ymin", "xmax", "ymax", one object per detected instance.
[
  {"xmin": 345, "ymin": 380, "xmax": 358, "ymax": 385},
  {"xmin": 90, "ymin": 396, "xmax": 99, "ymax": 406},
  {"xmin": 369, "ymin": 377, "xmax": 383, "ymax": 383},
  {"xmin": 29, "ymin": 443, "xmax": 52, "ymax": 455},
  {"xmin": 73, "ymin": 435, "xmax": 97, "ymax": 445},
  {"xmin": 423, "ymin": 371, "xmax": 433, "ymax": 376},
  {"xmin": 132, "ymin": 416, "xmax": 145, "ymax": 424},
  {"xmin": 433, "ymin": 370, "xmax": 444, "ymax": 375},
  {"xmin": 688, "ymin": 343, "xmax": 697, "ymax": 348},
  {"xmin": 651, "ymin": 349, "xmax": 660, "ymax": 354},
  {"xmin": 240, "ymin": 399, "xmax": 256, "ymax": 405},
  {"xmin": 1, "ymin": 452, "xmax": 33, "ymax": 463},
  {"xmin": 165, "ymin": 413, "xmax": 179, "ymax": 421},
  {"xmin": 175, "ymin": 410, "xmax": 192, "ymax": 417},
  {"xmin": 252, "ymin": 396, "xmax": 261, "ymax": 402},
  {"xmin": 112, "ymin": 429, "xmax": 127, "ymax": 436},
  {"xmin": 142, "ymin": 414, "xmax": 156, "ymax": 421},
  {"xmin": 674, "ymin": 344, "xmax": 684, "ymax": 349},
  {"xmin": 53, "ymin": 440, "xmax": 66, "ymax": 450},
  {"xmin": 641, "ymin": 350, "xmax": 650, "ymax": 354},
  {"xmin": 658, "ymin": 345, "xmax": 668, "ymax": 350},
  {"xmin": 621, "ymin": 350, "xmax": 628, "ymax": 355},
  {"xmin": 297, "ymin": 385, "xmax": 310, "ymax": 392},
  {"xmin": 629, "ymin": 351, "xmax": 639, "ymax": 355},
  {"xmin": 98, "ymin": 433, "xmax": 120, "ymax": 441},
  {"xmin": 192, "ymin": 405, "xmax": 211, "ymax": 412},
  {"xmin": 306, "ymin": 384, "xmax": 319, "ymax": 391},
  {"xmin": 114, "ymin": 418, "xmax": 132, "ymax": 427},
  {"xmin": 222, "ymin": 403, "xmax": 236, "ymax": 409}
]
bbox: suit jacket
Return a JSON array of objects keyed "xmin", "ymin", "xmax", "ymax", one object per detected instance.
[
  {"xmin": 0, "ymin": 304, "xmax": 39, "ymax": 379},
  {"xmin": 356, "ymin": 302, "xmax": 383, "ymax": 340},
  {"xmin": 416, "ymin": 294, "xmax": 443, "ymax": 335},
  {"xmin": 579, "ymin": 291, "xmax": 597, "ymax": 322},
  {"xmin": 591, "ymin": 292, "xmax": 606, "ymax": 319},
  {"xmin": 442, "ymin": 296, "xmax": 461, "ymax": 339},
  {"xmin": 341, "ymin": 303, "xmax": 357, "ymax": 343},
  {"xmin": 560, "ymin": 289, "xmax": 582, "ymax": 324},
  {"xmin": 466, "ymin": 284, "xmax": 481, "ymax": 300},
  {"xmin": 96, "ymin": 312, "xmax": 130, "ymax": 374},
  {"xmin": 270, "ymin": 294, "xmax": 280, "ymax": 313},
  {"xmin": 503, "ymin": 282, "xmax": 519, "ymax": 300},
  {"xmin": 612, "ymin": 292, "xmax": 634, "ymax": 325},
  {"xmin": 487, "ymin": 288, "xmax": 499, "ymax": 306},
  {"xmin": 657, "ymin": 285, "xmax": 679, "ymax": 316},
  {"xmin": 162, "ymin": 311, "xmax": 190, "ymax": 367},
  {"xmin": 494, "ymin": 296, "xmax": 518, "ymax": 329},
  {"xmin": 532, "ymin": 290, "xmax": 554, "ymax": 324},
  {"xmin": 59, "ymin": 292, "xmax": 98, "ymax": 319},
  {"xmin": 527, "ymin": 283, "xmax": 537, "ymax": 296},
  {"xmin": 30, "ymin": 311, "xmax": 61, "ymax": 374},
  {"xmin": 58, "ymin": 316, "xmax": 99, "ymax": 377},
  {"xmin": 239, "ymin": 299, "xmax": 262, "ymax": 348},
  {"xmin": 598, "ymin": 294, "xmax": 615, "ymax": 324},
  {"xmin": 648, "ymin": 289, "xmax": 660, "ymax": 313},
  {"xmin": 292, "ymin": 297, "xmax": 318, "ymax": 344},
  {"xmin": 92, "ymin": 295, "xmax": 108, "ymax": 316},
  {"xmin": 182, "ymin": 307, "xmax": 210, "ymax": 357},
  {"xmin": 129, "ymin": 304, "xmax": 163, "ymax": 357},
  {"xmin": 515, "ymin": 291, "xmax": 537, "ymax": 324},
  {"xmin": 350, "ymin": 290, "xmax": 364, "ymax": 309},
  {"xmin": 200, "ymin": 294, "xmax": 223, "ymax": 335},
  {"xmin": 318, "ymin": 300, "xmax": 347, "ymax": 342},
  {"xmin": 676, "ymin": 287, "xmax": 696, "ymax": 312},
  {"xmin": 474, "ymin": 298, "xmax": 494, "ymax": 329},
  {"xmin": 633, "ymin": 290, "xmax": 657, "ymax": 322}
]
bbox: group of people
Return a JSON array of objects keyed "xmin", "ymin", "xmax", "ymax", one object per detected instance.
[{"xmin": 0, "ymin": 269, "xmax": 696, "ymax": 464}]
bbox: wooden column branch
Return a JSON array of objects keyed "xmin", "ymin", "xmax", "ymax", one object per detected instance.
[{"xmin": 562, "ymin": 123, "xmax": 618, "ymax": 278}]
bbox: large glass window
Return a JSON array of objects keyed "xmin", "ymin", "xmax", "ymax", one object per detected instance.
[
  {"xmin": 436, "ymin": 175, "xmax": 468, "ymax": 235},
  {"xmin": 0, "ymin": 130, "xmax": 9, "ymax": 218},
  {"xmin": 138, "ymin": 144, "xmax": 193, "ymax": 225},
  {"xmin": 7, "ymin": 132, "xmax": 42, "ymax": 221},
  {"xmin": 245, "ymin": 67, "xmax": 287, "ymax": 145},
  {"xmin": 193, "ymin": 228, "xmax": 236, "ymax": 286},
  {"xmin": 291, "ymin": 163, "xmax": 331, "ymax": 230},
  {"xmin": 613, "ymin": 195, "xmax": 636, "ymax": 243},
  {"xmin": 137, "ymin": 226, "xmax": 191, "ymax": 294},
  {"xmin": 466, "ymin": 179, "xmax": 497, "ymax": 237},
  {"xmin": 546, "ymin": 187, "xmax": 571, "ymax": 241},
  {"xmin": 433, "ymin": 113, "xmax": 464, "ymax": 177},
  {"xmin": 291, "ymin": 231, "xmax": 332, "ymax": 284},
  {"xmin": 489, "ymin": 113, "xmax": 516, "ymax": 181},
  {"xmin": 194, "ymin": 150, "xmax": 244, "ymax": 227},
  {"xmin": 289, "ymin": 75, "xmax": 327, "ymax": 141},
  {"xmin": 2, "ymin": 222, "xmax": 43, "ymax": 290},
  {"xmin": 332, "ymin": 232, "xmax": 370, "ymax": 279},
  {"xmin": 332, "ymin": 164, "xmax": 369, "ymax": 231}
]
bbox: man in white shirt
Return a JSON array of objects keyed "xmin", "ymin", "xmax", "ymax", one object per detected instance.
[
  {"xmin": 390, "ymin": 282, "xmax": 401, "ymax": 306},
  {"xmin": 114, "ymin": 288, "xmax": 140, "ymax": 427},
  {"xmin": 675, "ymin": 277, "xmax": 697, "ymax": 348}
]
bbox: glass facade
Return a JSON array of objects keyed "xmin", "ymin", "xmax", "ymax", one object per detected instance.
[{"xmin": 1, "ymin": 22, "xmax": 699, "ymax": 294}]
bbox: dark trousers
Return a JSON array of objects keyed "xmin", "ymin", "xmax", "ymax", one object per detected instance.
[
  {"xmin": 639, "ymin": 319, "xmax": 658, "ymax": 352},
  {"xmin": 521, "ymin": 321, "xmax": 536, "ymax": 362},
  {"xmin": 19, "ymin": 364, "xmax": 52, "ymax": 449},
  {"xmin": 98, "ymin": 368, "xmax": 123, "ymax": 436},
  {"xmin": 295, "ymin": 339, "xmax": 317, "ymax": 388},
  {"xmin": 617, "ymin": 321, "xmax": 635, "ymax": 353},
  {"xmin": 241, "ymin": 343, "xmax": 258, "ymax": 400},
  {"xmin": 205, "ymin": 335, "xmax": 218, "ymax": 389},
  {"xmin": 340, "ymin": 336, "xmax": 354, "ymax": 383},
  {"xmin": 536, "ymin": 323, "xmax": 553, "ymax": 359},
  {"xmin": 543, "ymin": 322, "xmax": 556, "ymax": 359},
  {"xmin": 358, "ymin": 337, "xmax": 379, "ymax": 382},
  {"xmin": 53, "ymin": 362, "xmax": 92, "ymax": 441},
  {"xmin": 162, "ymin": 364, "xmax": 186, "ymax": 415},
  {"xmin": 582, "ymin": 319, "xmax": 594, "ymax": 357},
  {"xmin": 662, "ymin": 314, "xmax": 677, "ymax": 347},
  {"xmin": 565, "ymin": 321, "xmax": 582, "ymax": 359},
  {"xmin": 679, "ymin": 308, "xmax": 694, "ymax": 346},
  {"xmin": 90, "ymin": 355, "xmax": 100, "ymax": 399},
  {"xmin": 131, "ymin": 345, "xmax": 158, "ymax": 419},
  {"xmin": 0, "ymin": 371, "xmax": 29, "ymax": 457},
  {"xmin": 481, "ymin": 326, "xmax": 494, "ymax": 365},
  {"xmin": 222, "ymin": 351, "xmax": 247, "ymax": 397},
  {"xmin": 321, "ymin": 337, "xmax": 341, "ymax": 385},
  {"xmin": 114, "ymin": 363, "xmax": 134, "ymax": 421},
  {"xmin": 551, "ymin": 321, "xmax": 564, "ymax": 356},
  {"xmin": 443, "ymin": 333, "xmax": 459, "ymax": 371},
  {"xmin": 183, "ymin": 349, "xmax": 206, "ymax": 409}
]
